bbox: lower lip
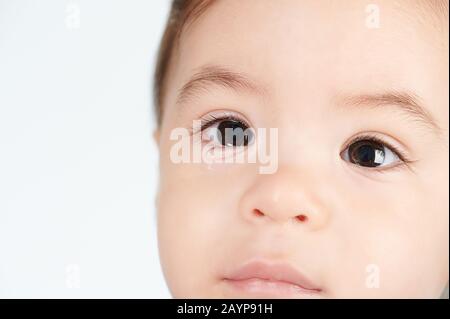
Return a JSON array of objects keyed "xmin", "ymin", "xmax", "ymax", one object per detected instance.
[{"xmin": 222, "ymin": 278, "xmax": 322, "ymax": 298}]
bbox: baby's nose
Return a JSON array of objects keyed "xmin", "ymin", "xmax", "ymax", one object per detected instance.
[{"xmin": 238, "ymin": 167, "xmax": 329, "ymax": 231}]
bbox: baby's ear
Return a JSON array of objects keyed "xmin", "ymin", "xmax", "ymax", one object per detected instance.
[{"xmin": 153, "ymin": 129, "xmax": 160, "ymax": 148}]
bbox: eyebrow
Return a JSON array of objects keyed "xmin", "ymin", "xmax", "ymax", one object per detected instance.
[
  {"xmin": 337, "ymin": 91, "xmax": 443, "ymax": 137},
  {"xmin": 175, "ymin": 64, "xmax": 268, "ymax": 105},
  {"xmin": 176, "ymin": 65, "xmax": 443, "ymax": 137}
]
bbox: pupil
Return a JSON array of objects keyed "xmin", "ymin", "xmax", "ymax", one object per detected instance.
[
  {"xmin": 217, "ymin": 120, "xmax": 251, "ymax": 147},
  {"xmin": 349, "ymin": 140, "xmax": 385, "ymax": 167}
]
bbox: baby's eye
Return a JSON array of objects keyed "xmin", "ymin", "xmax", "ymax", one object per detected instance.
[
  {"xmin": 341, "ymin": 138, "xmax": 402, "ymax": 168},
  {"xmin": 202, "ymin": 118, "xmax": 254, "ymax": 147}
]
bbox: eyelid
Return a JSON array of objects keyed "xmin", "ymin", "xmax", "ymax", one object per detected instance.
[
  {"xmin": 347, "ymin": 159, "xmax": 409, "ymax": 176},
  {"xmin": 190, "ymin": 110, "xmax": 251, "ymax": 135}
]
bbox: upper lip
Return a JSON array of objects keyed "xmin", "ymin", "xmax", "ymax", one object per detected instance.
[{"xmin": 223, "ymin": 259, "xmax": 322, "ymax": 292}]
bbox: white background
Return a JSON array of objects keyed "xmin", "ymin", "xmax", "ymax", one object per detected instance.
[{"xmin": 0, "ymin": 0, "xmax": 171, "ymax": 298}]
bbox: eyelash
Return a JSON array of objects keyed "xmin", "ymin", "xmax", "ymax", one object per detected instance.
[{"xmin": 190, "ymin": 113, "xmax": 416, "ymax": 171}]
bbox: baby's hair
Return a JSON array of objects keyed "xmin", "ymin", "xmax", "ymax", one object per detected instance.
[
  {"xmin": 152, "ymin": 0, "xmax": 448, "ymax": 126},
  {"xmin": 153, "ymin": 0, "xmax": 213, "ymax": 125}
]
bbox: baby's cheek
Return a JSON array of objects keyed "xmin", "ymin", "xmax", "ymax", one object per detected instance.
[
  {"xmin": 356, "ymin": 196, "xmax": 444, "ymax": 297},
  {"xmin": 156, "ymin": 167, "xmax": 241, "ymax": 297},
  {"xmin": 329, "ymin": 173, "xmax": 438, "ymax": 297}
]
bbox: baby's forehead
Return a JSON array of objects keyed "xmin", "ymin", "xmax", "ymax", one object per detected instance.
[
  {"xmin": 412, "ymin": 0, "xmax": 449, "ymax": 27},
  {"xmin": 179, "ymin": 0, "xmax": 448, "ymax": 51},
  {"xmin": 396, "ymin": 0, "xmax": 448, "ymax": 49},
  {"xmin": 170, "ymin": 0, "xmax": 448, "ymax": 131},
  {"xmin": 177, "ymin": 0, "xmax": 447, "ymax": 81}
]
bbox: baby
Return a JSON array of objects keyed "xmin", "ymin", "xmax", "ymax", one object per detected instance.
[{"xmin": 152, "ymin": 0, "xmax": 449, "ymax": 298}]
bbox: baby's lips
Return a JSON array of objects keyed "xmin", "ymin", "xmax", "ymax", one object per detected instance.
[{"xmin": 223, "ymin": 258, "xmax": 322, "ymax": 292}]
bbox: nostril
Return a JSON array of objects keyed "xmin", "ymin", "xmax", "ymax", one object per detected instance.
[
  {"xmin": 253, "ymin": 209, "xmax": 265, "ymax": 217},
  {"xmin": 296, "ymin": 214, "xmax": 308, "ymax": 222}
]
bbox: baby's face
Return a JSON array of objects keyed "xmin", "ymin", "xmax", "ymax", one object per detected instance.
[{"xmin": 155, "ymin": 0, "xmax": 449, "ymax": 298}]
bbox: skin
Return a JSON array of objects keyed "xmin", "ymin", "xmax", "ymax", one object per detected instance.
[{"xmin": 154, "ymin": 0, "xmax": 449, "ymax": 298}]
